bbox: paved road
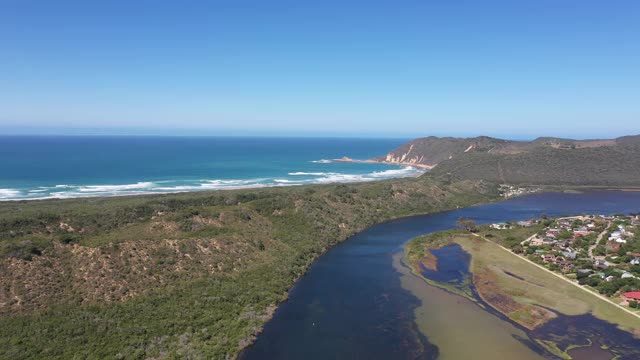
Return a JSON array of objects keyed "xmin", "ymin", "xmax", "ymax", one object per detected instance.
[{"xmin": 588, "ymin": 224, "xmax": 610, "ymax": 258}]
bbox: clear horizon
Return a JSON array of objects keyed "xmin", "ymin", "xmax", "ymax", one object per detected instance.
[{"xmin": 1, "ymin": 1, "xmax": 639, "ymax": 138}]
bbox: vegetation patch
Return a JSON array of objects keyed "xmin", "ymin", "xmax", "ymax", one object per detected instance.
[
  {"xmin": 0, "ymin": 176, "xmax": 498, "ymax": 359},
  {"xmin": 405, "ymin": 227, "xmax": 640, "ymax": 334}
]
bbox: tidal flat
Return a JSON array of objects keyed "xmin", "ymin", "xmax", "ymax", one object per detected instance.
[
  {"xmin": 402, "ymin": 235, "xmax": 640, "ymax": 360},
  {"xmin": 395, "ymin": 252, "xmax": 547, "ymax": 360}
]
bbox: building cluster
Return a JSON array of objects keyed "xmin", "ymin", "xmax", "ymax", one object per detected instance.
[
  {"xmin": 498, "ymin": 185, "xmax": 541, "ymax": 198},
  {"xmin": 492, "ymin": 214, "xmax": 640, "ymax": 308}
]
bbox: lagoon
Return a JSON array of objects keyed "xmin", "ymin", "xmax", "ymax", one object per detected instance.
[{"xmin": 241, "ymin": 191, "xmax": 640, "ymax": 359}]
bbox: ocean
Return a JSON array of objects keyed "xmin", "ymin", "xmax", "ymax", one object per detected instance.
[{"xmin": 0, "ymin": 136, "xmax": 422, "ymax": 201}]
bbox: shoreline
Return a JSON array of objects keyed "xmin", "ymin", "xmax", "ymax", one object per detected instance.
[
  {"xmin": 0, "ymin": 165, "xmax": 426, "ymax": 202},
  {"xmin": 403, "ymin": 233, "xmax": 640, "ymax": 359},
  {"xmin": 0, "ymin": 175, "xmax": 501, "ymax": 359},
  {"xmin": 396, "ymin": 252, "xmax": 547, "ymax": 360},
  {"xmin": 333, "ymin": 156, "xmax": 434, "ymax": 170},
  {"xmin": 238, "ymin": 197, "xmax": 502, "ymax": 357},
  {"xmin": 404, "ymin": 230, "xmax": 640, "ymax": 332},
  {"xmin": 243, "ymin": 192, "xmax": 640, "ymax": 359},
  {"xmin": 405, "ymin": 231, "xmax": 640, "ymax": 330}
]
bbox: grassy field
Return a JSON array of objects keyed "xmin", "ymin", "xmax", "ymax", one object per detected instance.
[
  {"xmin": 405, "ymin": 231, "xmax": 640, "ymax": 334},
  {"xmin": 0, "ymin": 175, "xmax": 498, "ymax": 359}
]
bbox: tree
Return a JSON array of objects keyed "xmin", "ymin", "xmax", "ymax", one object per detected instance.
[
  {"xmin": 457, "ymin": 218, "xmax": 477, "ymax": 232},
  {"xmin": 598, "ymin": 281, "xmax": 619, "ymax": 296},
  {"xmin": 629, "ymin": 300, "xmax": 638, "ymax": 309},
  {"xmin": 557, "ymin": 229, "xmax": 573, "ymax": 240},
  {"xmin": 586, "ymin": 276, "xmax": 602, "ymax": 287}
]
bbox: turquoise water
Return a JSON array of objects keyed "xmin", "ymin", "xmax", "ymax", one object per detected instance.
[{"xmin": 0, "ymin": 136, "xmax": 421, "ymax": 200}]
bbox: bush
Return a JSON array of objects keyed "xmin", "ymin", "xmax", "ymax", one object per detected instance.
[
  {"xmin": 59, "ymin": 234, "xmax": 80, "ymax": 244},
  {"xmin": 2, "ymin": 238, "xmax": 51, "ymax": 261}
]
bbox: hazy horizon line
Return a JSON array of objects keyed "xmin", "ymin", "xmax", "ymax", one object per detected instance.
[{"xmin": 1, "ymin": 127, "xmax": 637, "ymax": 142}]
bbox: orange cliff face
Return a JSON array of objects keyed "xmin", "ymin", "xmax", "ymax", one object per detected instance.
[
  {"xmin": 332, "ymin": 155, "xmax": 432, "ymax": 169},
  {"xmin": 381, "ymin": 144, "xmax": 433, "ymax": 168},
  {"xmin": 370, "ymin": 134, "xmax": 640, "ymax": 173}
]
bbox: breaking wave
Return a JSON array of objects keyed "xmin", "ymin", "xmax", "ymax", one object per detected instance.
[
  {"xmin": 0, "ymin": 189, "xmax": 21, "ymax": 199},
  {"xmin": 288, "ymin": 172, "xmax": 339, "ymax": 176},
  {"xmin": 0, "ymin": 166, "xmax": 424, "ymax": 201}
]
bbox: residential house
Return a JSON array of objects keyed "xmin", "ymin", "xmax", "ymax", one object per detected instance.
[
  {"xmin": 623, "ymin": 291, "xmax": 640, "ymax": 302},
  {"xmin": 609, "ymin": 231, "xmax": 622, "ymax": 241},
  {"xmin": 621, "ymin": 272, "xmax": 637, "ymax": 279},
  {"xmin": 556, "ymin": 259, "xmax": 574, "ymax": 272},
  {"xmin": 546, "ymin": 229, "xmax": 560, "ymax": 237},
  {"xmin": 518, "ymin": 220, "xmax": 534, "ymax": 227},
  {"xmin": 562, "ymin": 264, "xmax": 575, "ymax": 273},
  {"xmin": 606, "ymin": 242, "xmax": 622, "ymax": 252},
  {"xmin": 490, "ymin": 222, "xmax": 510, "ymax": 230},
  {"xmin": 573, "ymin": 227, "xmax": 590, "ymax": 237},
  {"xmin": 529, "ymin": 238, "xmax": 545, "ymax": 246}
]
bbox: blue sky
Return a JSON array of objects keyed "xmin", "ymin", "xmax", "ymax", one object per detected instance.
[{"xmin": 1, "ymin": 1, "xmax": 638, "ymax": 138}]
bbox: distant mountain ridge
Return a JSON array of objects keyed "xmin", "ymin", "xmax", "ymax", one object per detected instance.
[{"xmin": 374, "ymin": 135, "xmax": 640, "ymax": 186}]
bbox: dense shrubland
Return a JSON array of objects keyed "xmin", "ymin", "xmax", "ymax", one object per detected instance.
[{"xmin": 0, "ymin": 176, "xmax": 497, "ymax": 359}]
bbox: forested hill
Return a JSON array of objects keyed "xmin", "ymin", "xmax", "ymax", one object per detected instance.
[
  {"xmin": 0, "ymin": 177, "xmax": 497, "ymax": 359},
  {"xmin": 378, "ymin": 135, "xmax": 640, "ymax": 186}
]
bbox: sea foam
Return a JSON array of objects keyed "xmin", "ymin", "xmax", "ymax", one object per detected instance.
[
  {"xmin": 0, "ymin": 189, "xmax": 21, "ymax": 199},
  {"xmin": 0, "ymin": 166, "xmax": 424, "ymax": 201}
]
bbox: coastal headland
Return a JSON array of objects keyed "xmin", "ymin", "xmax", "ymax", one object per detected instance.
[{"xmin": 3, "ymin": 134, "xmax": 640, "ymax": 358}]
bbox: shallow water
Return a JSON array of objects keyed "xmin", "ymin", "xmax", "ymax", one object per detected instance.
[
  {"xmin": 412, "ymin": 243, "xmax": 640, "ymax": 359},
  {"xmin": 532, "ymin": 314, "xmax": 640, "ymax": 359},
  {"xmin": 396, "ymin": 253, "xmax": 547, "ymax": 360},
  {"xmin": 242, "ymin": 191, "xmax": 640, "ymax": 359}
]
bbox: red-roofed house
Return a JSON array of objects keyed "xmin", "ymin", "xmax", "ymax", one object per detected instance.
[
  {"xmin": 623, "ymin": 292, "xmax": 640, "ymax": 302},
  {"xmin": 606, "ymin": 241, "xmax": 622, "ymax": 253}
]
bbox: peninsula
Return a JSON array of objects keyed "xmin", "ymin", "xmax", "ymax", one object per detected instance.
[{"xmin": 371, "ymin": 135, "xmax": 640, "ymax": 186}]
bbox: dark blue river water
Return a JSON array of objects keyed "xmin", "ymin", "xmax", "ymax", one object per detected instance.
[{"xmin": 241, "ymin": 191, "xmax": 640, "ymax": 359}]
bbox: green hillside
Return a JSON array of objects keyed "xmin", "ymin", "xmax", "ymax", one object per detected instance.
[
  {"xmin": 0, "ymin": 177, "xmax": 497, "ymax": 359},
  {"xmin": 373, "ymin": 134, "xmax": 640, "ymax": 186},
  {"xmin": 429, "ymin": 142, "xmax": 640, "ymax": 186}
]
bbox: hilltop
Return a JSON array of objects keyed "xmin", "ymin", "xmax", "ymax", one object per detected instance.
[{"xmin": 374, "ymin": 135, "xmax": 640, "ymax": 186}]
